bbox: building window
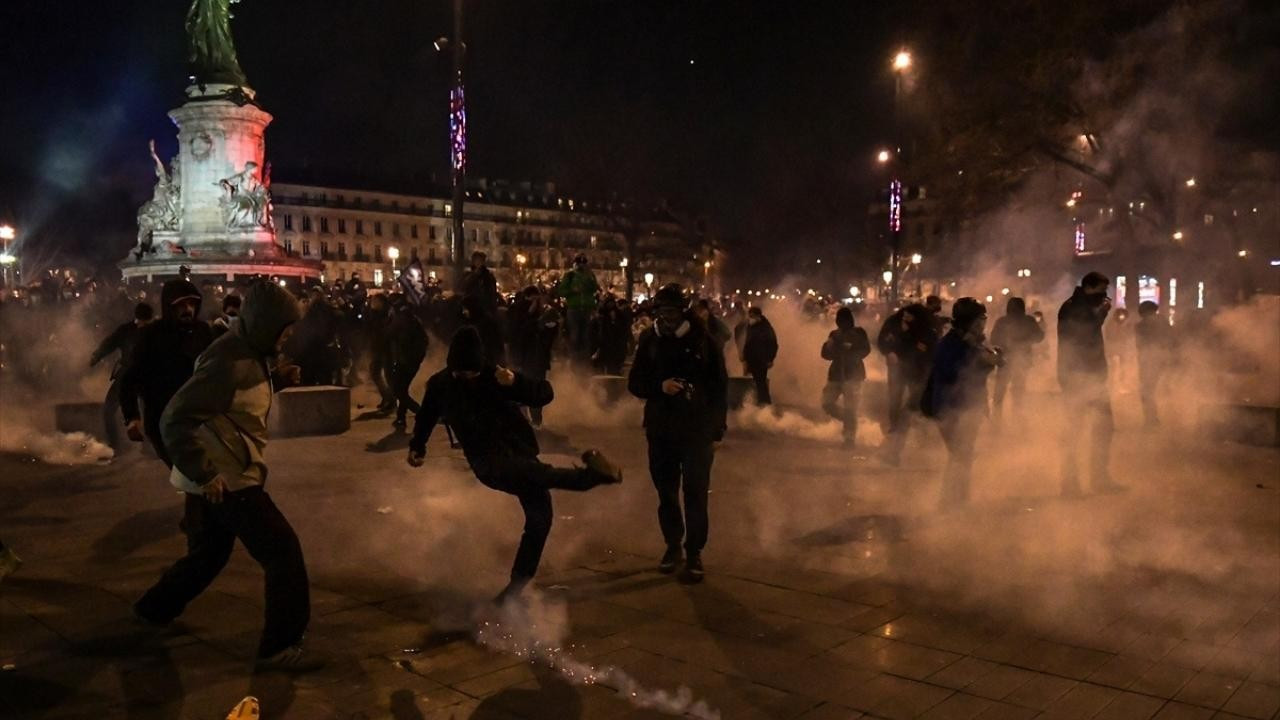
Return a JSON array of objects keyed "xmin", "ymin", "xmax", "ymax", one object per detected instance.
[
  {"xmin": 302, "ymin": 216, "xmax": 313, "ymax": 232},
  {"xmin": 320, "ymin": 241, "xmax": 329, "ymax": 257},
  {"xmin": 356, "ymin": 219, "xmax": 364, "ymax": 235},
  {"xmin": 284, "ymin": 237, "xmax": 293, "ymax": 253},
  {"xmin": 429, "ymin": 225, "xmax": 437, "ymax": 240},
  {"xmin": 411, "ymin": 224, "xmax": 419, "ymax": 239},
  {"xmin": 393, "ymin": 223, "xmax": 401, "ymax": 237},
  {"xmin": 338, "ymin": 218, "xmax": 347, "ymax": 234},
  {"xmin": 284, "ymin": 214, "xmax": 293, "ymax": 231},
  {"xmin": 338, "ymin": 242, "xmax": 347, "ymax": 258},
  {"xmin": 353, "ymin": 196, "xmax": 362, "ymax": 208},
  {"xmin": 355, "ymin": 243, "xmax": 364, "ymax": 259},
  {"xmin": 320, "ymin": 217, "xmax": 330, "ymax": 233},
  {"xmin": 302, "ymin": 240, "xmax": 311, "ymax": 256},
  {"xmin": 444, "ymin": 203, "xmax": 452, "ymax": 217},
  {"xmin": 374, "ymin": 244, "xmax": 382, "ymax": 262},
  {"xmin": 374, "ymin": 269, "xmax": 384, "ymax": 286},
  {"xmin": 429, "ymin": 247, "xmax": 438, "ymax": 263},
  {"xmin": 410, "ymin": 246, "xmax": 419, "ymax": 260},
  {"xmin": 374, "ymin": 221, "xmax": 383, "ymax": 237}
]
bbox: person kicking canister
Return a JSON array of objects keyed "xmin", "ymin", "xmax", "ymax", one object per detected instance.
[{"xmin": 406, "ymin": 326, "xmax": 624, "ymax": 601}]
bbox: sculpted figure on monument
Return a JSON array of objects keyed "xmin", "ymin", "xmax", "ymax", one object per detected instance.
[
  {"xmin": 136, "ymin": 140, "xmax": 181, "ymax": 255},
  {"xmin": 218, "ymin": 161, "xmax": 273, "ymax": 230},
  {"xmin": 187, "ymin": 0, "xmax": 248, "ymax": 88}
]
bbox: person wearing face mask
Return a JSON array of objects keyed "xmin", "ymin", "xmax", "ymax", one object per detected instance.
[
  {"xmin": 628, "ymin": 284, "xmax": 728, "ymax": 583},
  {"xmin": 90, "ymin": 301, "xmax": 155, "ymax": 451},
  {"xmin": 821, "ymin": 306, "xmax": 872, "ymax": 448},
  {"xmin": 923, "ymin": 298, "xmax": 1003, "ymax": 509},
  {"xmin": 1057, "ymin": 271, "xmax": 1123, "ymax": 496},
  {"xmin": 407, "ymin": 326, "xmax": 624, "ymax": 602},
  {"xmin": 741, "ymin": 306, "xmax": 779, "ymax": 405},
  {"xmin": 134, "ymin": 280, "xmax": 320, "ymax": 672},
  {"xmin": 119, "ymin": 278, "xmax": 216, "ymax": 465},
  {"xmin": 211, "ymin": 294, "xmax": 242, "ymax": 339},
  {"xmin": 556, "ymin": 253, "xmax": 601, "ymax": 366}
]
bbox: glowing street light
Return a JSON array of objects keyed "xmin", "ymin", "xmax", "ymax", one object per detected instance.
[
  {"xmin": 1237, "ymin": 249, "xmax": 1249, "ymax": 258},
  {"xmin": 877, "ymin": 149, "xmax": 891, "ymax": 164},
  {"xmin": 619, "ymin": 257, "xmax": 628, "ymax": 268},
  {"xmin": 910, "ymin": 253, "xmax": 923, "ymax": 265},
  {"xmin": 849, "ymin": 286, "xmax": 861, "ymax": 298},
  {"xmin": 387, "ymin": 246, "xmax": 400, "ymax": 280},
  {"xmin": 0, "ymin": 225, "xmax": 13, "ymax": 241},
  {"xmin": 1172, "ymin": 231, "xmax": 1184, "ymax": 241},
  {"xmin": 1185, "ymin": 178, "xmax": 1196, "ymax": 188},
  {"xmin": 643, "ymin": 272, "xmax": 655, "ymax": 288},
  {"xmin": 893, "ymin": 50, "xmax": 912, "ymax": 72},
  {"xmin": 882, "ymin": 270, "xmax": 894, "ymax": 285}
]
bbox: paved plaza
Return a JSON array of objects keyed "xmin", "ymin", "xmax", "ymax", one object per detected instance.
[{"xmin": 2, "ymin": 384, "xmax": 1278, "ymax": 720}]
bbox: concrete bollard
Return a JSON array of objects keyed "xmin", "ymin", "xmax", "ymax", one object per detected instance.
[{"xmin": 269, "ymin": 386, "xmax": 352, "ymax": 438}]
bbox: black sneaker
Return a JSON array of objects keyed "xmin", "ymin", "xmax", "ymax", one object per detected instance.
[
  {"xmin": 680, "ymin": 554, "xmax": 705, "ymax": 584},
  {"xmin": 132, "ymin": 604, "xmax": 170, "ymax": 630},
  {"xmin": 254, "ymin": 644, "xmax": 327, "ymax": 674},
  {"xmin": 658, "ymin": 547, "xmax": 681, "ymax": 574},
  {"xmin": 581, "ymin": 450, "xmax": 623, "ymax": 484},
  {"xmin": 392, "ymin": 417, "xmax": 407, "ymax": 429}
]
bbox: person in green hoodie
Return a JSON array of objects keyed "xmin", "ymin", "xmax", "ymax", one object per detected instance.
[
  {"xmin": 133, "ymin": 280, "xmax": 325, "ymax": 673},
  {"xmin": 556, "ymin": 253, "xmax": 600, "ymax": 366}
]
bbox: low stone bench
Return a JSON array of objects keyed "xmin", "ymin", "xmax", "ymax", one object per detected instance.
[
  {"xmin": 269, "ymin": 386, "xmax": 351, "ymax": 438},
  {"xmin": 1199, "ymin": 402, "xmax": 1280, "ymax": 447}
]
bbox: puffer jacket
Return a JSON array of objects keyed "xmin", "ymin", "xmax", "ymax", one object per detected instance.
[{"xmin": 161, "ymin": 281, "xmax": 301, "ymax": 493}]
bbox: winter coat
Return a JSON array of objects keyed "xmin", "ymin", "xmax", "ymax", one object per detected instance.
[
  {"xmin": 556, "ymin": 268, "xmax": 600, "ymax": 312},
  {"xmin": 590, "ymin": 306, "xmax": 631, "ymax": 372},
  {"xmin": 91, "ymin": 320, "xmax": 142, "ymax": 381},
  {"xmin": 161, "ymin": 281, "xmax": 301, "ymax": 493},
  {"xmin": 460, "ymin": 267, "xmax": 499, "ymax": 314},
  {"xmin": 628, "ymin": 316, "xmax": 729, "ymax": 443},
  {"xmin": 742, "ymin": 317, "xmax": 779, "ymax": 370},
  {"xmin": 924, "ymin": 331, "xmax": 996, "ymax": 418},
  {"xmin": 877, "ymin": 308, "xmax": 938, "ymax": 383},
  {"xmin": 410, "ymin": 367, "xmax": 551, "ymax": 477},
  {"xmin": 118, "ymin": 280, "xmax": 215, "ymax": 458},
  {"xmin": 990, "ymin": 313, "xmax": 1044, "ymax": 360},
  {"xmin": 388, "ymin": 305, "xmax": 429, "ymax": 367},
  {"xmin": 1057, "ymin": 288, "xmax": 1109, "ymax": 383},
  {"xmin": 822, "ymin": 326, "xmax": 871, "ymax": 383}
]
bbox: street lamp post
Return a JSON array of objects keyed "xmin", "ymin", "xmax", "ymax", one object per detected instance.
[
  {"xmin": 888, "ymin": 49, "xmax": 911, "ymax": 309},
  {"xmin": 0, "ymin": 224, "xmax": 15, "ymax": 288},
  {"xmin": 387, "ymin": 246, "xmax": 400, "ymax": 282},
  {"xmin": 643, "ymin": 272, "xmax": 655, "ymax": 299},
  {"xmin": 436, "ymin": 0, "xmax": 467, "ymax": 291}
]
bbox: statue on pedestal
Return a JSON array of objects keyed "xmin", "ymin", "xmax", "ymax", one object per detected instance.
[
  {"xmin": 218, "ymin": 161, "xmax": 274, "ymax": 231},
  {"xmin": 187, "ymin": 0, "xmax": 248, "ymax": 88},
  {"xmin": 136, "ymin": 140, "xmax": 182, "ymax": 256}
]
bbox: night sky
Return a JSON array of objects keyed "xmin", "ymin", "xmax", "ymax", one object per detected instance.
[{"xmin": 0, "ymin": 1, "xmax": 901, "ymax": 279}]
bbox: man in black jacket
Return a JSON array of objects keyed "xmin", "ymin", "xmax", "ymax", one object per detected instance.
[
  {"xmin": 628, "ymin": 284, "xmax": 728, "ymax": 583},
  {"xmin": 388, "ymin": 294, "xmax": 429, "ymax": 429},
  {"xmin": 821, "ymin": 306, "xmax": 871, "ymax": 448},
  {"xmin": 90, "ymin": 302, "xmax": 154, "ymax": 450},
  {"xmin": 407, "ymin": 327, "xmax": 622, "ymax": 601},
  {"xmin": 509, "ymin": 287, "xmax": 560, "ymax": 427},
  {"xmin": 989, "ymin": 297, "xmax": 1044, "ymax": 420},
  {"xmin": 741, "ymin": 306, "xmax": 779, "ymax": 405},
  {"xmin": 365, "ymin": 294, "xmax": 396, "ymax": 413},
  {"xmin": 119, "ymin": 279, "xmax": 215, "ymax": 465},
  {"xmin": 1057, "ymin": 271, "xmax": 1122, "ymax": 495},
  {"xmin": 877, "ymin": 303, "xmax": 938, "ymax": 465}
]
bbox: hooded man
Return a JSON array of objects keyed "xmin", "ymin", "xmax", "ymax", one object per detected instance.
[
  {"xmin": 741, "ymin": 306, "xmax": 779, "ymax": 405},
  {"xmin": 90, "ymin": 301, "xmax": 154, "ymax": 450},
  {"xmin": 119, "ymin": 278, "xmax": 216, "ymax": 465},
  {"xmin": 133, "ymin": 280, "xmax": 321, "ymax": 673},
  {"xmin": 1135, "ymin": 300, "xmax": 1174, "ymax": 428},
  {"xmin": 407, "ymin": 327, "xmax": 623, "ymax": 601},
  {"xmin": 556, "ymin": 253, "xmax": 601, "ymax": 366},
  {"xmin": 1057, "ymin": 271, "xmax": 1122, "ymax": 495},
  {"xmin": 628, "ymin": 283, "xmax": 728, "ymax": 583},
  {"xmin": 923, "ymin": 298, "xmax": 1002, "ymax": 508},
  {"xmin": 876, "ymin": 303, "xmax": 938, "ymax": 465},
  {"xmin": 989, "ymin": 296, "xmax": 1044, "ymax": 420},
  {"xmin": 821, "ymin": 306, "xmax": 872, "ymax": 448},
  {"xmin": 461, "ymin": 251, "xmax": 499, "ymax": 317}
]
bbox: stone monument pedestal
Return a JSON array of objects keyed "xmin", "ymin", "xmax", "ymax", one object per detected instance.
[{"xmin": 269, "ymin": 386, "xmax": 351, "ymax": 438}]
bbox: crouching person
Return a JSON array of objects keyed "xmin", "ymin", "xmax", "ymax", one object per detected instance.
[
  {"xmin": 134, "ymin": 280, "xmax": 324, "ymax": 673},
  {"xmin": 406, "ymin": 326, "xmax": 623, "ymax": 602}
]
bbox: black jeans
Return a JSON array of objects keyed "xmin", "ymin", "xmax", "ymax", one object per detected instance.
[
  {"xmin": 747, "ymin": 363, "xmax": 772, "ymax": 405},
  {"xmin": 392, "ymin": 356, "xmax": 424, "ymax": 422},
  {"xmin": 135, "ymin": 487, "xmax": 311, "ymax": 659},
  {"xmin": 646, "ymin": 435, "xmax": 715, "ymax": 555},
  {"xmin": 474, "ymin": 456, "xmax": 609, "ymax": 580},
  {"xmin": 369, "ymin": 351, "xmax": 394, "ymax": 406}
]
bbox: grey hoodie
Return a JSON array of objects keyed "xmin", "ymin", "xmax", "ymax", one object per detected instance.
[{"xmin": 161, "ymin": 281, "xmax": 301, "ymax": 493}]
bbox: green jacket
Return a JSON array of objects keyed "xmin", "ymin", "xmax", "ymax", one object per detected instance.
[
  {"xmin": 556, "ymin": 268, "xmax": 600, "ymax": 311},
  {"xmin": 162, "ymin": 282, "xmax": 301, "ymax": 493}
]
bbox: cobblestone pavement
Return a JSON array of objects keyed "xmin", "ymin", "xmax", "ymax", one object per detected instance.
[{"xmin": 2, "ymin": 387, "xmax": 1277, "ymax": 720}]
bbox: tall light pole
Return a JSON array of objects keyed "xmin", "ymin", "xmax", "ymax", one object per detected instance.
[
  {"xmin": 889, "ymin": 49, "xmax": 911, "ymax": 309},
  {"xmin": 387, "ymin": 246, "xmax": 400, "ymax": 282},
  {"xmin": 0, "ymin": 224, "xmax": 15, "ymax": 289},
  {"xmin": 436, "ymin": 0, "xmax": 467, "ymax": 291}
]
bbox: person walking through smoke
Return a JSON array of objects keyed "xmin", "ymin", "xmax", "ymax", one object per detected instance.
[
  {"xmin": 628, "ymin": 284, "xmax": 728, "ymax": 583},
  {"xmin": 556, "ymin": 253, "xmax": 601, "ymax": 367},
  {"xmin": 923, "ymin": 298, "xmax": 1002, "ymax": 509},
  {"xmin": 406, "ymin": 326, "xmax": 623, "ymax": 602},
  {"xmin": 877, "ymin": 303, "xmax": 938, "ymax": 466},
  {"xmin": 1135, "ymin": 300, "xmax": 1174, "ymax": 428},
  {"xmin": 90, "ymin": 301, "xmax": 154, "ymax": 451},
  {"xmin": 509, "ymin": 286, "xmax": 561, "ymax": 428},
  {"xmin": 119, "ymin": 278, "xmax": 215, "ymax": 465},
  {"xmin": 989, "ymin": 296, "xmax": 1044, "ymax": 421},
  {"xmin": 1057, "ymin": 271, "xmax": 1124, "ymax": 496},
  {"xmin": 387, "ymin": 294, "xmax": 428, "ymax": 429},
  {"xmin": 133, "ymin": 280, "xmax": 324, "ymax": 673},
  {"xmin": 741, "ymin": 306, "xmax": 778, "ymax": 405},
  {"xmin": 364, "ymin": 293, "xmax": 396, "ymax": 413},
  {"xmin": 821, "ymin": 306, "xmax": 871, "ymax": 448}
]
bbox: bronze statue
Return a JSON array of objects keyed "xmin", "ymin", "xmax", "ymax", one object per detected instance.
[{"xmin": 186, "ymin": 0, "xmax": 248, "ymax": 87}]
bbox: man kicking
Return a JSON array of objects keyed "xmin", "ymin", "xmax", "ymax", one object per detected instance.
[{"xmin": 406, "ymin": 326, "xmax": 623, "ymax": 601}]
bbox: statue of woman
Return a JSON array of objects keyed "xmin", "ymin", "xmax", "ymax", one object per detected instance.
[{"xmin": 186, "ymin": 0, "xmax": 248, "ymax": 87}]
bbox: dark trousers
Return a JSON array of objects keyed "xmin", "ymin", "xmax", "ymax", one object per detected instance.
[
  {"xmin": 524, "ymin": 366, "xmax": 548, "ymax": 426},
  {"xmin": 369, "ymin": 351, "xmax": 394, "ymax": 406},
  {"xmin": 392, "ymin": 356, "xmax": 424, "ymax": 422},
  {"xmin": 135, "ymin": 487, "xmax": 310, "ymax": 659},
  {"xmin": 475, "ymin": 456, "xmax": 608, "ymax": 580},
  {"xmin": 566, "ymin": 309, "xmax": 591, "ymax": 365},
  {"xmin": 103, "ymin": 379, "xmax": 125, "ymax": 451},
  {"xmin": 646, "ymin": 435, "xmax": 715, "ymax": 555},
  {"xmin": 991, "ymin": 358, "xmax": 1029, "ymax": 419},
  {"xmin": 1059, "ymin": 377, "xmax": 1115, "ymax": 490},
  {"xmin": 1138, "ymin": 365, "xmax": 1164, "ymax": 426},
  {"xmin": 747, "ymin": 363, "xmax": 772, "ymax": 405},
  {"xmin": 883, "ymin": 368, "xmax": 924, "ymax": 463},
  {"xmin": 938, "ymin": 410, "xmax": 982, "ymax": 508}
]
